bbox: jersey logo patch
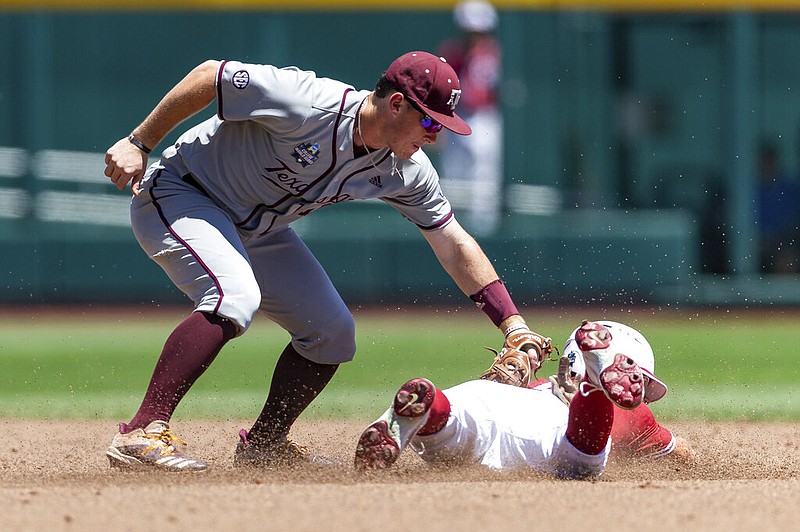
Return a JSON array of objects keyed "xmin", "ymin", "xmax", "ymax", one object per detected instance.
[
  {"xmin": 231, "ymin": 70, "xmax": 250, "ymax": 89},
  {"xmin": 369, "ymin": 175, "xmax": 382, "ymax": 188},
  {"xmin": 292, "ymin": 142, "xmax": 320, "ymax": 167}
]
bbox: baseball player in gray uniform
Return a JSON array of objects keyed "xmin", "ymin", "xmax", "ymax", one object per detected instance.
[{"xmin": 103, "ymin": 51, "xmax": 549, "ymax": 471}]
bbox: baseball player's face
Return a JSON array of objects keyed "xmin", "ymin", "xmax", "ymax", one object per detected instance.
[{"xmin": 387, "ymin": 97, "xmax": 440, "ymax": 159}]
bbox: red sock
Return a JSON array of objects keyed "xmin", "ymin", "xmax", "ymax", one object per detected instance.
[
  {"xmin": 417, "ymin": 387, "xmax": 451, "ymax": 436},
  {"xmin": 565, "ymin": 382, "xmax": 614, "ymax": 455}
]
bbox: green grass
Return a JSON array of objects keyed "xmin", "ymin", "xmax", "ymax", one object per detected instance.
[{"xmin": 0, "ymin": 306, "xmax": 798, "ymax": 421}]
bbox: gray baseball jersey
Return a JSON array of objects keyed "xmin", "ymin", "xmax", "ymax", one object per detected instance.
[
  {"xmin": 131, "ymin": 60, "xmax": 457, "ymax": 362},
  {"xmin": 150, "ymin": 60, "xmax": 454, "ymax": 236}
]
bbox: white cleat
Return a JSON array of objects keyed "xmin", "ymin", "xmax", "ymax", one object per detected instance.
[
  {"xmin": 106, "ymin": 420, "xmax": 209, "ymax": 472},
  {"xmin": 575, "ymin": 321, "xmax": 644, "ymax": 409},
  {"xmin": 354, "ymin": 378, "xmax": 435, "ymax": 470}
]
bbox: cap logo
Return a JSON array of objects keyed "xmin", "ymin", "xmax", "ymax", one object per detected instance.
[
  {"xmin": 385, "ymin": 52, "xmax": 472, "ymax": 135},
  {"xmin": 447, "ymin": 89, "xmax": 462, "ymax": 111}
]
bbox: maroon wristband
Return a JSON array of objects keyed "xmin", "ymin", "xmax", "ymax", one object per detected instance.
[{"xmin": 469, "ymin": 279, "xmax": 519, "ymax": 327}]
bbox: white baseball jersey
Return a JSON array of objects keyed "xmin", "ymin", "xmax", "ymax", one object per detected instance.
[
  {"xmin": 410, "ymin": 379, "xmax": 610, "ymax": 479},
  {"xmin": 146, "ymin": 60, "xmax": 454, "ymax": 236}
]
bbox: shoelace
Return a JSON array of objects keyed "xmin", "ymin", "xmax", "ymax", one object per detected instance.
[
  {"xmin": 578, "ymin": 381, "xmax": 602, "ymax": 397},
  {"xmin": 142, "ymin": 428, "xmax": 188, "ymax": 456},
  {"xmin": 240, "ymin": 433, "xmax": 311, "ymax": 460},
  {"xmin": 285, "ymin": 439, "xmax": 309, "ymax": 457}
]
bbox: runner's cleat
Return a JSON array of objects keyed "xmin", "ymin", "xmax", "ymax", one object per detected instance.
[
  {"xmin": 354, "ymin": 377, "xmax": 435, "ymax": 470},
  {"xmin": 575, "ymin": 321, "xmax": 644, "ymax": 409}
]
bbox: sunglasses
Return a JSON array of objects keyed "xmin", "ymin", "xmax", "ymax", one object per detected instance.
[{"xmin": 406, "ymin": 98, "xmax": 444, "ymax": 133}]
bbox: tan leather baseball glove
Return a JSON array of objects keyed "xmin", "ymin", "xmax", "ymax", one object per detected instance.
[
  {"xmin": 504, "ymin": 328, "xmax": 555, "ymax": 375},
  {"xmin": 479, "ymin": 346, "xmax": 535, "ymax": 387},
  {"xmin": 479, "ymin": 330, "xmax": 556, "ymax": 387}
]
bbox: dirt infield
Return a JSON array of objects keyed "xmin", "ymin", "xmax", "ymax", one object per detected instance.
[{"xmin": 1, "ymin": 419, "xmax": 797, "ymax": 531}]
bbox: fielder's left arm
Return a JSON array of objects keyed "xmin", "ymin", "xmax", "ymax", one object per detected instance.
[
  {"xmin": 421, "ymin": 218, "xmax": 498, "ymax": 297},
  {"xmin": 421, "ymin": 219, "xmax": 553, "ymax": 373}
]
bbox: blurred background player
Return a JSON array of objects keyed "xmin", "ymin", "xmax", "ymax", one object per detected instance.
[
  {"xmin": 755, "ymin": 140, "xmax": 800, "ymax": 274},
  {"xmin": 437, "ymin": 0, "xmax": 504, "ymax": 237},
  {"xmin": 354, "ymin": 320, "xmax": 695, "ymax": 477}
]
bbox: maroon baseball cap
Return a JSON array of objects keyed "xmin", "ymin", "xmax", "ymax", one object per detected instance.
[{"xmin": 385, "ymin": 51, "xmax": 472, "ymax": 136}]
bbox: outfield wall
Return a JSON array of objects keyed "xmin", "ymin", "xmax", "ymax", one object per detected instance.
[
  {"xmin": 1, "ymin": 6, "xmax": 799, "ymax": 306},
  {"xmin": 0, "ymin": 201, "xmax": 696, "ymax": 305}
]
